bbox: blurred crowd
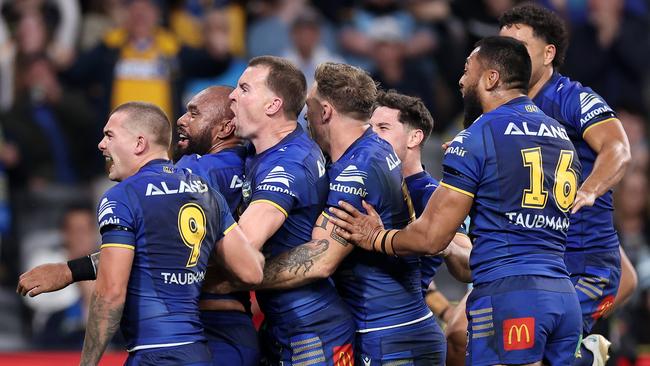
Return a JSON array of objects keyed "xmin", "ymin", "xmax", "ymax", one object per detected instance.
[{"xmin": 0, "ymin": 0, "xmax": 648, "ymax": 363}]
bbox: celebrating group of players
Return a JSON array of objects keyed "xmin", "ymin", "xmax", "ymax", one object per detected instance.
[{"xmin": 15, "ymin": 4, "xmax": 638, "ymax": 366}]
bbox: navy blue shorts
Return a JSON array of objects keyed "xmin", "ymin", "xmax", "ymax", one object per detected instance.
[
  {"xmin": 466, "ymin": 276, "xmax": 582, "ymax": 366},
  {"xmin": 259, "ymin": 303, "xmax": 356, "ymax": 366},
  {"xmin": 565, "ymin": 248, "xmax": 621, "ymax": 334},
  {"xmin": 125, "ymin": 341, "xmax": 211, "ymax": 366},
  {"xmin": 356, "ymin": 315, "xmax": 446, "ymax": 366},
  {"xmin": 201, "ymin": 310, "xmax": 259, "ymax": 366}
]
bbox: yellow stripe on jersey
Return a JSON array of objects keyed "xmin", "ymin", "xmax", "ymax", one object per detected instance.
[
  {"xmin": 582, "ymin": 117, "xmax": 617, "ymax": 138},
  {"xmin": 223, "ymin": 222, "xmax": 238, "ymax": 235},
  {"xmin": 440, "ymin": 182, "xmax": 475, "ymax": 198},
  {"xmin": 100, "ymin": 243, "xmax": 135, "ymax": 250},
  {"xmin": 321, "ymin": 211, "xmax": 332, "ymax": 220},
  {"xmin": 250, "ymin": 199, "xmax": 289, "ymax": 218}
]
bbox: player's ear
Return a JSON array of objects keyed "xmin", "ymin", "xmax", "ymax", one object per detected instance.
[
  {"xmin": 217, "ymin": 118, "xmax": 235, "ymax": 139},
  {"xmin": 266, "ymin": 97, "xmax": 283, "ymax": 117},
  {"xmin": 407, "ymin": 129, "xmax": 424, "ymax": 149},
  {"xmin": 483, "ymin": 69, "xmax": 500, "ymax": 91},
  {"xmin": 321, "ymin": 101, "xmax": 333, "ymax": 124},
  {"xmin": 543, "ymin": 44, "xmax": 556, "ymax": 67},
  {"xmin": 134, "ymin": 135, "xmax": 147, "ymax": 154}
]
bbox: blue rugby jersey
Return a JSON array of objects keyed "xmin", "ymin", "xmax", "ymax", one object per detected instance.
[
  {"xmin": 175, "ymin": 145, "xmax": 247, "ymax": 215},
  {"xmin": 97, "ymin": 159, "xmax": 235, "ymax": 351},
  {"xmin": 241, "ymin": 126, "xmax": 342, "ymax": 322},
  {"xmin": 533, "ymin": 72, "xmax": 618, "ymax": 252},
  {"xmin": 441, "ymin": 96, "xmax": 581, "ymax": 285},
  {"xmin": 176, "ymin": 145, "xmax": 250, "ymax": 308},
  {"xmin": 325, "ymin": 128, "xmax": 432, "ymax": 331}
]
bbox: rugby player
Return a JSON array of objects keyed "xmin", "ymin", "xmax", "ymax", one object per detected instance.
[
  {"xmin": 239, "ymin": 63, "xmax": 446, "ymax": 365},
  {"xmin": 219, "ymin": 56, "xmax": 356, "ymax": 365},
  {"xmin": 17, "ymin": 87, "xmax": 259, "ymax": 365},
  {"xmin": 331, "ymin": 37, "xmax": 583, "ymax": 365},
  {"xmin": 442, "ymin": 6, "xmax": 636, "ymax": 364},
  {"xmin": 83, "ymin": 102, "xmax": 263, "ymax": 365},
  {"xmin": 499, "ymin": 7, "xmax": 633, "ymax": 365},
  {"xmin": 369, "ymin": 90, "xmax": 472, "ymax": 316}
]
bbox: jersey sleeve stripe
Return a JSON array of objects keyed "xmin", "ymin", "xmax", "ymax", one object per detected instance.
[
  {"xmin": 250, "ymin": 199, "xmax": 289, "ymax": 218},
  {"xmin": 322, "ymin": 211, "xmax": 331, "ymax": 220},
  {"xmin": 100, "ymin": 243, "xmax": 135, "ymax": 250},
  {"xmin": 582, "ymin": 117, "xmax": 617, "ymax": 138},
  {"xmin": 223, "ymin": 222, "xmax": 238, "ymax": 235},
  {"xmin": 440, "ymin": 182, "xmax": 475, "ymax": 198}
]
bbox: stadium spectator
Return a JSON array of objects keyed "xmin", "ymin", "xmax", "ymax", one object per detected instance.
[
  {"xmin": 283, "ymin": 7, "xmax": 345, "ymax": 87},
  {"xmin": 563, "ymin": 0, "xmax": 650, "ymax": 109}
]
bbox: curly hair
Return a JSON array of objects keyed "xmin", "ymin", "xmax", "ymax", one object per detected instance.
[{"xmin": 499, "ymin": 3, "xmax": 568, "ymax": 69}]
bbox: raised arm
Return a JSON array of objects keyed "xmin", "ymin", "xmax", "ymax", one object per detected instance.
[{"xmin": 572, "ymin": 118, "xmax": 630, "ymax": 213}]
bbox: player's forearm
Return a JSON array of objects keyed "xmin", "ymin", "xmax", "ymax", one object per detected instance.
[
  {"xmin": 443, "ymin": 240, "xmax": 472, "ymax": 283},
  {"xmin": 258, "ymin": 239, "xmax": 333, "ymax": 290},
  {"xmin": 392, "ymin": 219, "xmax": 455, "ymax": 256},
  {"xmin": 580, "ymin": 140, "xmax": 630, "ymax": 197},
  {"xmin": 80, "ymin": 290, "xmax": 124, "ymax": 366}
]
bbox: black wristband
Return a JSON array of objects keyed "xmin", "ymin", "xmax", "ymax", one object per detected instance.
[{"xmin": 67, "ymin": 255, "xmax": 97, "ymax": 282}]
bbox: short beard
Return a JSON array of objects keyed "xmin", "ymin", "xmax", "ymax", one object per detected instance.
[
  {"xmin": 186, "ymin": 131, "xmax": 214, "ymax": 156},
  {"xmin": 462, "ymin": 87, "xmax": 484, "ymax": 129}
]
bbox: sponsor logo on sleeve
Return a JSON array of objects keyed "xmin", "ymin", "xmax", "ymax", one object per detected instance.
[
  {"xmin": 98, "ymin": 198, "xmax": 116, "ymax": 221},
  {"xmin": 579, "ymin": 92, "xmax": 613, "ymax": 125},
  {"xmin": 503, "ymin": 317, "xmax": 535, "ymax": 351},
  {"xmin": 260, "ymin": 166, "xmax": 294, "ymax": 187},
  {"xmin": 330, "ymin": 165, "xmax": 368, "ymax": 197}
]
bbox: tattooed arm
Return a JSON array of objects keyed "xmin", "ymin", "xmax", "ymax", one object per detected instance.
[
  {"xmin": 256, "ymin": 213, "xmax": 355, "ymax": 290},
  {"xmin": 80, "ymin": 246, "xmax": 133, "ymax": 366}
]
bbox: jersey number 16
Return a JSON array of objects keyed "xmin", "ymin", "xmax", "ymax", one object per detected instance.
[{"xmin": 520, "ymin": 147, "xmax": 578, "ymax": 212}]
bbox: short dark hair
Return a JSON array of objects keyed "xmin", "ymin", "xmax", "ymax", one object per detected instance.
[
  {"xmin": 111, "ymin": 102, "xmax": 172, "ymax": 149},
  {"xmin": 249, "ymin": 56, "xmax": 307, "ymax": 120},
  {"xmin": 475, "ymin": 36, "xmax": 532, "ymax": 94},
  {"xmin": 314, "ymin": 62, "xmax": 377, "ymax": 121},
  {"xmin": 374, "ymin": 90, "xmax": 433, "ymax": 147},
  {"xmin": 499, "ymin": 3, "xmax": 568, "ymax": 69}
]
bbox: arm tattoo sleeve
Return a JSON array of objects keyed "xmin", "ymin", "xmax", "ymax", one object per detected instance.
[
  {"xmin": 317, "ymin": 215, "xmax": 348, "ymax": 247},
  {"xmin": 263, "ymin": 239, "xmax": 330, "ymax": 283},
  {"xmin": 80, "ymin": 292, "xmax": 124, "ymax": 366}
]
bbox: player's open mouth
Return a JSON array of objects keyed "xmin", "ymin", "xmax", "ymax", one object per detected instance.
[{"xmin": 178, "ymin": 132, "xmax": 189, "ymax": 148}]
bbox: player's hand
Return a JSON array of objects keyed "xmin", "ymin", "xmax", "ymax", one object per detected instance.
[
  {"xmin": 16, "ymin": 263, "xmax": 73, "ymax": 297},
  {"xmin": 329, "ymin": 200, "xmax": 383, "ymax": 251},
  {"xmin": 571, "ymin": 188, "xmax": 597, "ymax": 214},
  {"xmin": 441, "ymin": 140, "xmax": 452, "ymax": 151}
]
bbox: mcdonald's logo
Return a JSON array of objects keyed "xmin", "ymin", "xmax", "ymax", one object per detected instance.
[
  {"xmin": 503, "ymin": 317, "xmax": 535, "ymax": 351},
  {"xmin": 592, "ymin": 295, "xmax": 614, "ymax": 320},
  {"xmin": 333, "ymin": 344, "xmax": 354, "ymax": 366}
]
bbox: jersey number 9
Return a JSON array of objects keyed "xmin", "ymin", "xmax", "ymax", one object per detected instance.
[
  {"xmin": 521, "ymin": 148, "xmax": 578, "ymax": 212},
  {"xmin": 178, "ymin": 203, "xmax": 207, "ymax": 267}
]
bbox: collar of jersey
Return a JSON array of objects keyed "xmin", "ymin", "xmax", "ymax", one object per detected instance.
[{"xmin": 139, "ymin": 158, "xmax": 174, "ymax": 173}]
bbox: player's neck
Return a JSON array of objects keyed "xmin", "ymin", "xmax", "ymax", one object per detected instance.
[
  {"xmin": 252, "ymin": 118, "xmax": 297, "ymax": 154},
  {"xmin": 207, "ymin": 138, "xmax": 244, "ymax": 155},
  {"xmin": 528, "ymin": 67, "xmax": 554, "ymax": 99},
  {"xmin": 329, "ymin": 117, "xmax": 369, "ymax": 162},
  {"xmin": 402, "ymin": 151, "xmax": 424, "ymax": 178},
  {"xmin": 481, "ymin": 89, "xmax": 527, "ymax": 114}
]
